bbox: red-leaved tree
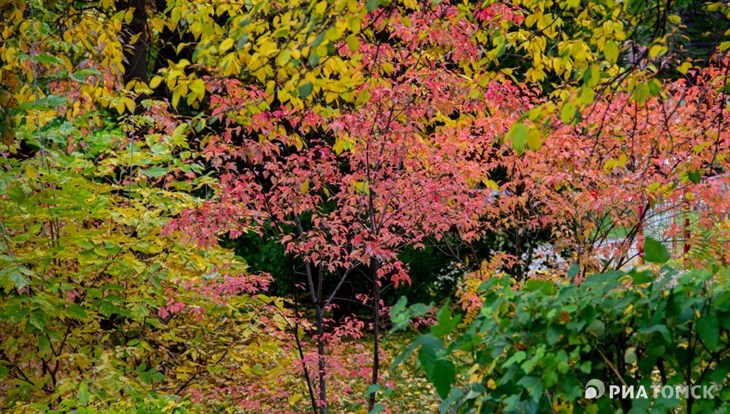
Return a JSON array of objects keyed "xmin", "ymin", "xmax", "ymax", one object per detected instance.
[{"xmin": 165, "ymin": 4, "xmax": 530, "ymax": 411}]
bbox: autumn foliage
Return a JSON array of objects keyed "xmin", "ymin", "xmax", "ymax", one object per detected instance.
[{"xmin": 1, "ymin": 0, "xmax": 729, "ymax": 412}]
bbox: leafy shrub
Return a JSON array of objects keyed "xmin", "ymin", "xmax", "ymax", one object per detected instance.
[
  {"xmin": 395, "ymin": 263, "xmax": 730, "ymax": 413},
  {"xmin": 0, "ymin": 119, "xmax": 295, "ymax": 412}
]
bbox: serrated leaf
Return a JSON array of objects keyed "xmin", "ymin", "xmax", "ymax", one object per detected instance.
[
  {"xmin": 417, "ymin": 334, "xmax": 442, "ymax": 378},
  {"xmin": 687, "ymin": 170, "xmax": 702, "ymax": 184},
  {"xmin": 29, "ymin": 311, "xmax": 46, "ymax": 332},
  {"xmin": 365, "ymin": 384, "xmax": 380, "ymax": 397},
  {"xmin": 634, "ymin": 82, "xmax": 650, "ymax": 105},
  {"xmin": 648, "ymin": 78, "xmax": 662, "ymax": 97},
  {"xmin": 567, "ymin": 262, "xmax": 580, "ymax": 279},
  {"xmin": 517, "ymin": 376, "xmax": 544, "ymax": 402},
  {"xmin": 431, "ymin": 305, "xmax": 461, "ymax": 338}
]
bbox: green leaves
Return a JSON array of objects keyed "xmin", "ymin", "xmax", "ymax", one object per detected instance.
[
  {"xmin": 66, "ymin": 304, "xmax": 89, "ymax": 320},
  {"xmin": 644, "ymin": 237, "xmax": 670, "ymax": 264},
  {"xmin": 430, "ymin": 359, "xmax": 456, "ymax": 399},
  {"xmin": 696, "ymin": 314, "xmax": 720, "ymax": 351},
  {"xmin": 687, "ymin": 169, "xmax": 702, "ymax": 184},
  {"xmin": 561, "ymin": 102, "xmax": 577, "ymax": 124},
  {"xmin": 431, "ymin": 304, "xmax": 461, "ymax": 338},
  {"xmin": 298, "ymin": 82, "xmax": 313, "ymax": 99},
  {"xmin": 4, "ymin": 266, "xmax": 31, "ymax": 291},
  {"xmin": 403, "ymin": 264, "xmax": 729, "ymax": 412},
  {"xmin": 366, "ymin": 0, "xmax": 380, "ymax": 12},
  {"xmin": 509, "ymin": 122, "xmax": 528, "ymax": 154},
  {"xmin": 415, "ymin": 334, "xmax": 455, "ymax": 399},
  {"xmin": 524, "ymin": 279, "xmax": 557, "ymax": 295},
  {"xmin": 77, "ymin": 382, "xmax": 91, "ymax": 406}
]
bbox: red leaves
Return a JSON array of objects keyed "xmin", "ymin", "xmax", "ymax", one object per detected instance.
[{"xmin": 166, "ymin": 1, "xmax": 730, "ymax": 291}]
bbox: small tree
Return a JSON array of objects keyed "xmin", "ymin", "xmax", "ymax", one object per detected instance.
[{"xmin": 166, "ymin": 5, "xmax": 527, "ymax": 411}]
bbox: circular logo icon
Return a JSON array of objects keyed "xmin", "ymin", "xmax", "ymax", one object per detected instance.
[{"xmin": 585, "ymin": 379, "xmax": 605, "ymax": 399}]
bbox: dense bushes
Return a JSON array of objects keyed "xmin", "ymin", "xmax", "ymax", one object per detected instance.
[
  {"xmin": 0, "ymin": 122, "xmax": 295, "ymax": 412},
  {"xmin": 397, "ymin": 262, "xmax": 730, "ymax": 413}
]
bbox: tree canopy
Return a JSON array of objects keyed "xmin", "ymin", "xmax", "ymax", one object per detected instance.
[{"xmin": 1, "ymin": 0, "xmax": 728, "ymax": 412}]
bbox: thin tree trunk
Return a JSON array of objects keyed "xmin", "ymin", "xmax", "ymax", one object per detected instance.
[
  {"xmin": 368, "ymin": 258, "xmax": 381, "ymax": 412},
  {"xmin": 291, "ymin": 270, "xmax": 318, "ymax": 414},
  {"xmin": 295, "ymin": 213, "xmax": 328, "ymax": 414},
  {"xmin": 315, "ymin": 305, "xmax": 327, "ymax": 414}
]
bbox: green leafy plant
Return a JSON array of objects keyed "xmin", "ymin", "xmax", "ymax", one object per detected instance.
[{"xmin": 397, "ymin": 260, "xmax": 730, "ymax": 413}]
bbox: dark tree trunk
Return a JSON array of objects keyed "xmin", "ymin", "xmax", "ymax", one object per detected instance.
[
  {"xmin": 367, "ymin": 258, "xmax": 381, "ymax": 412},
  {"xmin": 119, "ymin": 0, "xmax": 148, "ymax": 112}
]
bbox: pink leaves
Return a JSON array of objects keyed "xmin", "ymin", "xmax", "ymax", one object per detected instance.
[{"xmin": 158, "ymin": 299, "xmax": 186, "ymax": 320}]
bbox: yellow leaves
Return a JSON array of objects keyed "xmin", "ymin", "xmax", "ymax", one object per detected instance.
[
  {"xmin": 604, "ymin": 40, "xmax": 619, "ymax": 64},
  {"xmin": 349, "ymin": 14, "xmax": 362, "ymax": 34},
  {"xmin": 527, "ymin": 128, "xmax": 543, "ymax": 151},
  {"xmin": 603, "ymin": 153, "xmax": 627, "ymax": 173},
  {"xmin": 482, "ymin": 178, "xmax": 499, "ymax": 191},
  {"xmin": 354, "ymin": 180, "xmax": 370, "ymax": 195},
  {"xmin": 276, "ymin": 49, "xmax": 292, "ymax": 67},
  {"xmin": 677, "ymin": 61, "xmax": 693, "ymax": 74},
  {"xmin": 258, "ymin": 38, "xmax": 280, "ymax": 58},
  {"xmin": 346, "ymin": 35, "xmax": 360, "ymax": 53},
  {"xmin": 23, "ymin": 163, "xmax": 37, "ymax": 180},
  {"xmin": 577, "ymin": 86, "xmax": 595, "ymax": 106},
  {"xmin": 570, "ymin": 41, "xmax": 590, "ymax": 63},
  {"xmin": 314, "ymin": 0, "xmax": 328, "ymax": 16},
  {"xmin": 189, "ymin": 79, "xmax": 206, "ymax": 101},
  {"xmin": 113, "ymin": 97, "xmax": 136, "ymax": 115},
  {"xmin": 149, "ymin": 75, "xmax": 163, "ymax": 89},
  {"xmin": 333, "ymin": 135, "xmax": 354, "ymax": 154},
  {"xmin": 649, "ymin": 42, "xmax": 667, "ymax": 59},
  {"xmin": 355, "ymin": 89, "xmax": 371, "ymax": 106},
  {"xmin": 219, "ymin": 37, "xmax": 235, "ymax": 53},
  {"xmin": 288, "ymin": 393, "xmax": 304, "ymax": 406}
]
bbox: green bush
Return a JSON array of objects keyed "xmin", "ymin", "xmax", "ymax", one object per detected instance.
[{"xmin": 394, "ymin": 264, "xmax": 730, "ymax": 413}]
